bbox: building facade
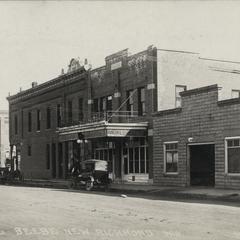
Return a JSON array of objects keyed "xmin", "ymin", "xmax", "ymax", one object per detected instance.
[
  {"xmin": 153, "ymin": 85, "xmax": 240, "ymax": 189},
  {"xmin": 7, "ymin": 45, "xmax": 240, "ymax": 185},
  {"xmin": 7, "ymin": 46, "xmax": 157, "ymax": 182},
  {"xmin": 0, "ymin": 110, "xmax": 9, "ymax": 167}
]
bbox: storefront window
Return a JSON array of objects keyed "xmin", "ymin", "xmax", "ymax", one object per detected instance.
[
  {"xmin": 226, "ymin": 138, "xmax": 240, "ymax": 173},
  {"xmin": 123, "ymin": 137, "xmax": 148, "ymax": 174},
  {"xmin": 164, "ymin": 142, "xmax": 178, "ymax": 173}
]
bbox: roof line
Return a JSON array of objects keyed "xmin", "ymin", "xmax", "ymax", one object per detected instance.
[
  {"xmin": 157, "ymin": 48, "xmax": 199, "ymax": 55},
  {"xmin": 199, "ymin": 57, "xmax": 240, "ymax": 64}
]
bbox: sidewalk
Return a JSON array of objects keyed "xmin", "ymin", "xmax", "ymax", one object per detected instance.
[
  {"xmin": 110, "ymin": 182, "xmax": 240, "ymax": 202},
  {"xmin": 11, "ymin": 179, "xmax": 240, "ymax": 202}
]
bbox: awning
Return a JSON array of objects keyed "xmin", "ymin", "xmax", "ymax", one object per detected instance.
[{"xmin": 58, "ymin": 121, "xmax": 148, "ymax": 142}]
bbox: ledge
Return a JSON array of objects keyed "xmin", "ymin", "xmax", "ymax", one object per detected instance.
[
  {"xmin": 153, "ymin": 107, "xmax": 182, "ymax": 117},
  {"xmin": 180, "ymin": 84, "xmax": 218, "ymax": 97}
]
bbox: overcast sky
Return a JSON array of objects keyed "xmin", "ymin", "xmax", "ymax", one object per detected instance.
[{"xmin": 1, "ymin": 1, "xmax": 240, "ymax": 109}]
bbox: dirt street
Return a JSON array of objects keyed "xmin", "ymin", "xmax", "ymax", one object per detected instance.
[{"xmin": 0, "ymin": 185, "xmax": 239, "ymax": 240}]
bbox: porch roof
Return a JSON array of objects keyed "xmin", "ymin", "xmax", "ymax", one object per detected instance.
[{"xmin": 58, "ymin": 121, "xmax": 148, "ymax": 142}]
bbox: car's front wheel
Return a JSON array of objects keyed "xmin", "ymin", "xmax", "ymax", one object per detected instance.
[{"xmin": 85, "ymin": 180, "xmax": 93, "ymax": 191}]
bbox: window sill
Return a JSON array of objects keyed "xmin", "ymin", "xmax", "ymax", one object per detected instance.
[
  {"xmin": 163, "ymin": 172, "xmax": 179, "ymax": 176},
  {"xmin": 225, "ymin": 173, "xmax": 240, "ymax": 177}
]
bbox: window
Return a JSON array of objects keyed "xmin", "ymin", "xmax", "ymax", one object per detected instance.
[
  {"xmin": 28, "ymin": 145, "xmax": 32, "ymax": 156},
  {"xmin": 123, "ymin": 138, "xmax": 148, "ymax": 174},
  {"xmin": 138, "ymin": 87, "xmax": 146, "ymax": 116},
  {"xmin": 106, "ymin": 95, "xmax": 113, "ymax": 112},
  {"xmin": 37, "ymin": 109, "xmax": 41, "ymax": 131},
  {"xmin": 68, "ymin": 100, "xmax": 73, "ymax": 123},
  {"xmin": 100, "ymin": 97, "xmax": 107, "ymax": 112},
  {"xmin": 127, "ymin": 90, "xmax": 134, "ymax": 116},
  {"xmin": 78, "ymin": 98, "xmax": 83, "ymax": 121},
  {"xmin": 226, "ymin": 138, "xmax": 240, "ymax": 174},
  {"xmin": 164, "ymin": 142, "xmax": 178, "ymax": 173},
  {"xmin": 46, "ymin": 144, "xmax": 50, "ymax": 170},
  {"xmin": 175, "ymin": 85, "xmax": 187, "ymax": 108},
  {"xmin": 57, "ymin": 104, "xmax": 61, "ymax": 127},
  {"xmin": 14, "ymin": 115, "xmax": 18, "ymax": 135},
  {"xmin": 46, "ymin": 107, "xmax": 51, "ymax": 129},
  {"xmin": 28, "ymin": 111, "xmax": 32, "ymax": 132},
  {"xmin": 232, "ymin": 90, "xmax": 240, "ymax": 98},
  {"xmin": 93, "ymin": 98, "xmax": 99, "ymax": 113}
]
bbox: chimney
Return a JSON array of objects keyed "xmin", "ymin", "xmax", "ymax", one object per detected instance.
[
  {"xmin": 32, "ymin": 82, "xmax": 38, "ymax": 88},
  {"xmin": 19, "ymin": 87, "xmax": 22, "ymax": 92}
]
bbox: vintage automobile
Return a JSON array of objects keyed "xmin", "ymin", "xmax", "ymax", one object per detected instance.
[
  {"xmin": 70, "ymin": 159, "xmax": 112, "ymax": 191},
  {"xmin": 0, "ymin": 167, "xmax": 24, "ymax": 183}
]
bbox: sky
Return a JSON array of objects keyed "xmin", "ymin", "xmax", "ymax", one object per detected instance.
[{"xmin": 1, "ymin": 1, "xmax": 240, "ymax": 109}]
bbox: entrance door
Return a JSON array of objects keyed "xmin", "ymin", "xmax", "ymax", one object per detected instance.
[{"xmin": 190, "ymin": 144, "xmax": 215, "ymax": 186}]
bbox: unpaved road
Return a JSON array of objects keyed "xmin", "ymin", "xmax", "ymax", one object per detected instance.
[{"xmin": 0, "ymin": 185, "xmax": 239, "ymax": 240}]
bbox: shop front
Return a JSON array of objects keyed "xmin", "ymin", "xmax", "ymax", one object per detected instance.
[{"xmin": 58, "ymin": 121, "xmax": 149, "ymax": 183}]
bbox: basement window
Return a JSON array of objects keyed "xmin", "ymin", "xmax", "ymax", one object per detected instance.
[
  {"xmin": 164, "ymin": 142, "xmax": 178, "ymax": 173},
  {"xmin": 226, "ymin": 138, "xmax": 240, "ymax": 174}
]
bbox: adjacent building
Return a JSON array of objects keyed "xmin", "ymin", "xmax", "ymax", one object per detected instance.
[
  {"xmin": 7, "ymin": 45, "xmax": 240, "ymax": 186},
  {"xmin": 0, "ymin": 110, "xmax": 9, "ymax": 167},
  {"xmin": 153, "ymin": 84, "xmax": 240, "ymax": 189}
]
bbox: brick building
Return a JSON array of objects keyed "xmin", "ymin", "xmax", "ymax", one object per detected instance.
[
  {"xmin": 7, "ymin": 46, "xmax": 157, "ymax": 182},
  {"xmin": 7, "ymin": 45, "xmax": 240, "ymax": 183},
  {"xmin": 153, "ymin": 84, "xmax": 240, "ymax": 189}
]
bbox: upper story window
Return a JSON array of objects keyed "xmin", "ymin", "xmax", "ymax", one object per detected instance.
[
  {"xmin": 68, "ymin": 100, "xmax": 73, "ymax": 123},
  {"xmin": 226, "ymin": 138, "xmax": 240, "ymax": 174},
  {"xmin": 28, "ymin": 145, "xmax": 32, "ymax": 156},
  {"xmin": 46, "ymin": 107, "xmax": 51, "ymax": 129},
  {"xmin": 106, "ymin": 96, "xmax": 113, "ymax": 112},
  {"xmin": 175, "ymin": 85, "xmax": 187, "ymax": 108},
  {"xmin": 28, "ymin": 111, "xmax": 32, "ymax": 132},
  {"xmin": 78, "ymin": 98, "xmax": 84, "ymax": 121},
  {"xmin": 100, "ymin": 97, "xmax": 107, "ymax": 112},
  {"xmin": 57, "ymin": 104, "xmax": 61, "ymax": 127},
  {"xmin": 164, "ymin": 142, "xmax": 178, "ymax": 173},
  {"xmin": 14, "ymin": 114, "xmax": 18, "ymax": 135},
  {"xmin": 231, "ymin": 89, "xmax": 240, "ymax": 98},
  {"xmin": 93, "ymin": 98, "xmax": 99, "ymax": 113},
  {"xmin": 126, "ymin": 90, "xmax": 134, "ymax": 116},
  {"xmin": 138, "ymin": 87, "xmax": 146, "ymax": 116},
  {"xmin": 37, "ymin": 109, "xmax": 41, "ymax": 131}
]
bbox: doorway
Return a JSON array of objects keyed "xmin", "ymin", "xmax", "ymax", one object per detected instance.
[{"xmin": 189, "ymin": 144, "xmax": 215, "ymax": 186}]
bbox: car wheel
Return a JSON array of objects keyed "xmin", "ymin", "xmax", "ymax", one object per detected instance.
[{"xmin": 85, "ymin": 180, "xmax": 93, "ymax": 191}]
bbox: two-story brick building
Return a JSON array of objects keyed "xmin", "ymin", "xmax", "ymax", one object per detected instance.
[{"xmin": 7, "ymin": 46, "xmax": 157, "ymax": 182}]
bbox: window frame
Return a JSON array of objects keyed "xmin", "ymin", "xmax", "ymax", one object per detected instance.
[
  {"xmin": 231, "ymin": 89, "xmax": 240, "ymax": 98},
  {"xmin": 27, "ymin": 145, "xmax": 32, "ymax": 157},
  {"xmin": 36, "ymin": 109, "xmax": 41, "ymax": 131},
  {"xmin": 138, "ymin": 87, "xmax": 146, "ymax": 116},
  {"xmin": 28, "ymin": 111, "xmax": 32, "ymax": 132},
  {"xmin": 14, "ymin": 114, "xmax": 18, "ymax": 135},
  {"xmin": 46, "ymin": 106, "xmax": 51, "ymax": 129},
  {"xmin": 175, "ymin": 85, "xmax": 187, "ymax": 108},
  {"xmin": 225, "ymin": 136, "xmax": 240, "ymax": 175},
  {"xmin": 163, "ymin": 141, "xmax": 179, "ymax": 174}
]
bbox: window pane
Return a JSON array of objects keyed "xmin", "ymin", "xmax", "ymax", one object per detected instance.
[
  {"xmin": 166, "ymin": 152, "xmax": 173, "ymax": 163},
  {"xmin": 134, "ymin": 148, "xmax": 139, "ymax": 173},
  {"xmin": 228, "ymin": 148, "xmax": 240, "ymax": 173},
  {"xmin": 129, "ymin": 148, "xmax": 134, "ymax": 173},
  {"xmin": 227, "ymin": 140, "xmax": 233, "ymax": 147},
  {"xmin": 140, "ymin": 147, "xmax": 145, "ymax": 173}
]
